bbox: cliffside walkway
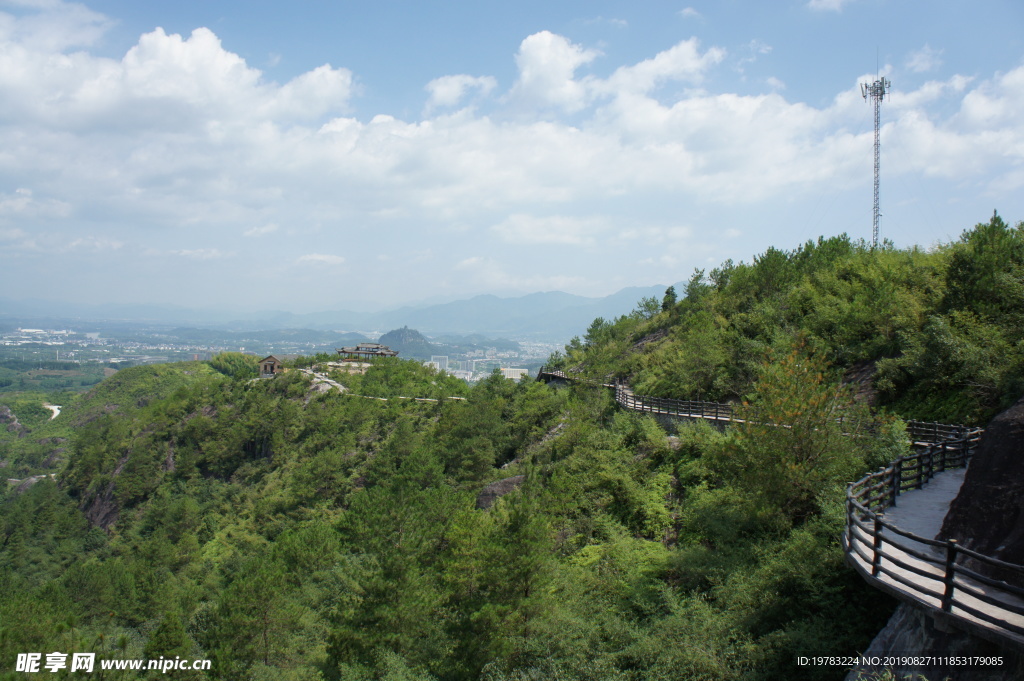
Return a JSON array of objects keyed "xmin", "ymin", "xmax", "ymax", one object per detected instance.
[
  {"xmin": 844, "ymin": 434, "xmax": 1024, "ymax": 651},
  {"xmin": 537, "ymin": 366, "xmax": 1024, "ymax": 650},
  {"xmin": 536, "ymin": 367, "xmax": 965, "ymax": 444}
]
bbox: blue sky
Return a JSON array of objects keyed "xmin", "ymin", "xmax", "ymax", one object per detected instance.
[{"xmin": 2, "ymin": 0, "xmax": 1023, "ymax": 315}]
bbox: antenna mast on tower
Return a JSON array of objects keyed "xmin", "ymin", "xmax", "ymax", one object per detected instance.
[{"xmin": 861, "ymin": 76, "xmax": 890, "ymax": 248}]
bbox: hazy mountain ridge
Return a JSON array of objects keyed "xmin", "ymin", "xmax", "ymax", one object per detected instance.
[{"xmin": 0, "ymin": 284, "xmax": 680, "ymax": 342}]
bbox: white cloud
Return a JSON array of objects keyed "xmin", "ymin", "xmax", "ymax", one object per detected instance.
[
  {"xmin": 2, "ymin": 20, "xmax": 1019, "ymax": 222},
  {"xmin": 66, "ymin": 236, "xmax": 123, "ymax": 252},
  {"xmin": 0, "ymin": 0, "xmax": 111, "ymax": 51},
  {"xmin": 0, "ymin": 8, "xmax": 1022, "ymax": 309},
  {"xmin": 244, "ymin": 223, "xmax": 278, "ymax": 237},
  {"xmin": 296, "ymin": 253, "xmax": 345, "ymax": 265},
  {"xmin": 0, "ymin": 188, "xmax": 70, "ymax": 219},
  {"xmin": 906, "ymin": 44, "xmax": 943, "ymax": 73},
  {"xmin": 619, "ymin": 225, "xmax": 692, "ymax": 243},
  {"xmin": 888, "ymin": 75, "xmax": 971, "ymax": 112},
  {"xmin": 171, "ymin": 248, "xmax": 228, "ymax": 259},
  {"xmin": 506, "ymin": 31, "xmax": 600, "ymax": 113},
  {"xmin": 0, "ymin": 24, "xmax": 352, "ymax": 131},
  {"xmin": 736, "ymin": 39, "xmax": 772, "ymax": 74},
  {"xmin": 491, "ymin": 214, "xmax": 605, "ymax": 246},
  {"xmin": 424, "ymin": 74, "xmax": 496, "ymax": 112},
  {"xmin": 679, "ymin": 8, "xmax": 701, "ymax": 19},
  {"xmin": 602, "ymin": 38, "xmax": 725, "ymax": 95},
  {"xmin": 807, "ymin": 0, "xmax": 852, "ymax": 11},
  {"xmin": 584, "ymin": 16, "xmax": 628, "ymax": 28}
]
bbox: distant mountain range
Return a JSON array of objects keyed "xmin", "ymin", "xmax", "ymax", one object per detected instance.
[{"xmin": 0, "ymin": 284, "xmax": 682, "ymax": 342}]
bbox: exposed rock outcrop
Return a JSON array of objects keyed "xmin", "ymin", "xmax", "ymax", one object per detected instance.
[
  {"xmin": 630, "ymin": 329, "xmax": 668, "ymax": 352},
  {"xmin": 0, "ymin": 405, "xmax": 28, "ymax": 437},
  {"xmin": 476, "ymin": 475, "xmax": 524, "ymax": 510},
  {"xmin": 843, "ymin": 359, "xmax": 879, "ymax": 407},
  {"xmin": 82, "ymin": 454, "xmax": 129, "ymax": 531},
  {"xmin": 940, "ymin": 395, "xmax": 1024, "ymax": 588},
  {"xmin": 845, "ymin": 603, "xmax": 1023, "ymax": 681}
]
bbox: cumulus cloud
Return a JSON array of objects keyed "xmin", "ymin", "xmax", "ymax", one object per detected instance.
[
  {"xmin": 424, "ymin": 74, "xmax": 496, "ymax": 112},
  {"xmin": 602, "ymin": 38, "xmax": 725, "ymax": 96},
  {"xmin": 2, "ymin": 17, "xmax": 1020, "ymax": 218},
  {"xmin": 0, "ymin": 5, "xmax": 1022, "ymax": 308},
  {"xmin": 506, "ymin": 31, "xmax": 600, "ymax": 113},
  {"xmin": 0, "ymin": 23, "xmax": 352, "ymax": 131}
]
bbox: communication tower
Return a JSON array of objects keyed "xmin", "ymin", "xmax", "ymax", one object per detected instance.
[{"xmin": 861, "ymin": 76, "xmax": 890, "ymax": 248}]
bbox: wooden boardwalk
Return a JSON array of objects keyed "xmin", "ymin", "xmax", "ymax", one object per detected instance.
[{"xmin": 538, "ymin": 366, "xmax": 1024, "ymax": 650}]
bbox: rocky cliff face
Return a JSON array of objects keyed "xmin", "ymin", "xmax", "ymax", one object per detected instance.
[
  {"xmin": 845, "ymin": 603, "xmax": 1023, "ymax": 681},
  {"xmin": 939, "ymin": 395, "xmax": 1024, "ymax": 588}
]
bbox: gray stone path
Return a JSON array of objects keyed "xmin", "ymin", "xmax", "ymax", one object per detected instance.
[{"xmin": 881, "ymin": 468, "xmax": 966, "ymax": 549}]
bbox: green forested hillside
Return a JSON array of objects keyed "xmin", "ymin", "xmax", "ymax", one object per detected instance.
[
  {"xmin": 1, "ymin": 214, "xmax": 1019, "ymax": 680},
  {"xmin": 555, "ymin": 213, "xmax": 1024, "ymax": 425}
]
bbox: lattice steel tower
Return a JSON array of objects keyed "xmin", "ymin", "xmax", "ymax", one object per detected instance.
[{"xmin": 861, "ymin": 76, "xmax": 890, "ymax": 248}]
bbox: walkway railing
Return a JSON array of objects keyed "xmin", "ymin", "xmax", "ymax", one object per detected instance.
[
  {"xmin": 539, "ymin": 366, "xmax": 970, "ymax": 440},
  {"xmin": 613, "ymin": 383, "xmax": 747, "ymax": 422},
  {"xmin": 539, "ymin": 365, "xmax": 1024, "ymax": 646}
]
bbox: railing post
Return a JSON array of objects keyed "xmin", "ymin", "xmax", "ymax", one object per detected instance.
[
  {"xmin": 942, "ymin": 539, "xmax": 958, "ymax": 613},
  {"xmin": 845, "ymin": 484, "xmax": 854, "ymax": 550},
  {"xmin": 891, "ymin": 459, "xmax": 901, "ymax": 507},
  {"xmin": 871, "ymin": 513, "xmax": 884, "ymax": 577}
]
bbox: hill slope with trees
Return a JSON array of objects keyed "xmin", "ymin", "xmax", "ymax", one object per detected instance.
[
  {"xmin": 0, "ymin": 213, "xmax": 1019, "ymax": 680},
  {"xmin": 553, "ymin": 212, "xmax": 1024, "ymax": 426}
]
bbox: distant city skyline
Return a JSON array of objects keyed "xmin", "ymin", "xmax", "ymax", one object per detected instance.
[{"xmin": 1, "ymin": 0, "xmax": 1022, "ymax": 314}]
